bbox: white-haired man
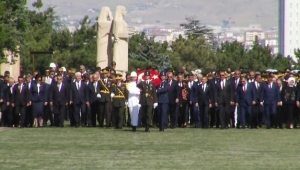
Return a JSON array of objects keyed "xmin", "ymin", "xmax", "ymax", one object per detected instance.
[
  {"xmin": 70, "ymin": 72, "xmax": 89, "ymax": 127},
  {"xmin": 127, "ymin": 71, "xmax": 140, "ymax": 132}
]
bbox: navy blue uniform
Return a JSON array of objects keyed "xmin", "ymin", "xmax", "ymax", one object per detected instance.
[{"xmin": 157, "ymin": 80, "xmax": 169, "ymax": 131}]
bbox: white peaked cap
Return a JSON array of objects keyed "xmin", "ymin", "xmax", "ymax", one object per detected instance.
[
  {"xmin": 49, "ymin": 63, "xmax": 56, "ymax": 67},
  {"xmin": 62, "ymin": 67, "xmax": 66, "ymax": 72},
  {"xmin": 130, "ymin": 71, "xmax": 137, "ymax": 77}
]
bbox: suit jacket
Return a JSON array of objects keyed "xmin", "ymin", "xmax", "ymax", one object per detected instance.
[
  {"xmin": 88, "ymin": 81, "xmax": 101, "ymax": 103},
  {"xmin": 216, "ymin": 79, "xmax": 234, "ymax": 104},
  {"xmin": 157, "ymin": 80, "xmax": 169, "ymax": 104},
  {"xmin": 137, "ymin": 80, "xmax": 157, "ymax": 106},
  {"xmin": 30, "ymin": 82, "xmax": 47, "ymax": 103},
  {"xmin": 50, "ymin": 83, "xmax": 69, "ymax": 106},
  {"xmin": 196, "ymin": 83, "xmax": 213, "ymax": 106},
  {"xmin": 252, "ymin": 81, "xmax": 263, "ymax": 103},
  {"xmin": 231, "ymin": 77, "xmax": 242, "ymax": 102},
  {"xmin": 167, "ymin": 80, "xmax": 179, "ymax": 104},
  {"xmin": 261, "ymin": 82, "xmax": 280, "ymax": 104},
  {"xmin": 5, "ymin": 85, "xmax": 14, "ymax": 104},
  {"xmin": 70, "ymin": 81, "xmax": 89, "ymax": 104},
  {"xmin": 190, "ymin": 81, "xmax": 202, "ymax": 103},
  {"xmin": 187, "ymin": 81, "xmax": 195, "ymax": 103},
  {"xmin": 236, "ymin": 83, "xmax": 256, "ymax": 106},
  {"xmin": 13, "ymin": 83, "xmax": 29, "ymax": 106}
]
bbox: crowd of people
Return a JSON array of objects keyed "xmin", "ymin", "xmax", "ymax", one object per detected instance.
[{"xmin": 0, "ymin": 61, "xmax": 299, "ymax": 132}]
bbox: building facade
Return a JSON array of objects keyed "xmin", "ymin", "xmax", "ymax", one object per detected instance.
[{"xmin": 279, "ymin": 0, "xmax": 300, "ymax": 61}]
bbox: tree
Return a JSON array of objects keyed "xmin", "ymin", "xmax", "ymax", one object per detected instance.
[
  {"xmin": 180, "ymin": 17, "xmax": 217, "ymax": 47},
  {"xmin": 128, "ymin": 33, "xmax": 171, "ymax": 71}
]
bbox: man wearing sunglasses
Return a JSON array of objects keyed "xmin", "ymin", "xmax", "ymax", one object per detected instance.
[{"xmin": 215, "ymin": 71, "xmax": 234, "ymax": 129}]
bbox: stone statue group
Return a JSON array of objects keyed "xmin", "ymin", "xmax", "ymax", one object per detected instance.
[{"xmin": 97, "ymin": 6, "xmax": 129, "ymax": 75}]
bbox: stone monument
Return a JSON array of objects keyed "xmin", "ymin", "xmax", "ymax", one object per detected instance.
[
  {"xmin": 112, "ymin": 6, "xmax": 129, "ymax": 75},
  {"xmin": 96, "ymin": 7, "xmax": 113, "ymax": 69}
]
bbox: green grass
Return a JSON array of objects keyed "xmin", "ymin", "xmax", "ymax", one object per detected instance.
[{"xmin": 0, "ymin": 127, "xmax": 300, "ymax": 170}]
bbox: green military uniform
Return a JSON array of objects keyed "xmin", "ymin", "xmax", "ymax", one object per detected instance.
[
  {"xmin": 111, "ymin": 75, "xmax": 128, "ymax": 129},
  {"xmin": 137, "ymin": 71, "xmax": 157, "ymax": 132},
  {"xmin": 99, "ymin": 69, "xmax": 111, "ymax": 127}
]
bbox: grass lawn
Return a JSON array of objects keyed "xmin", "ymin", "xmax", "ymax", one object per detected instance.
[{"xmin": 0, "ymin": 126, "xmax": 300, "ymax": 170}]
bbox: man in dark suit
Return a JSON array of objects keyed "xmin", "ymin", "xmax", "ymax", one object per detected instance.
[
  {"xmin": 276, "ymin": 78, "xmax": 285, "ymax": 129},
  {"xmin": 13, "ymin": 76, "xmax": 28, "ymax": 128},
  {"xmin": 25, "ymin": 74, "xmax": 34, "ymax": 127},
  {"xmin": 236, "ymin": 77, "xmax": 256, "ymax": 128},
  {"xmin": 261, "ymin": 74, "xmax": 280, "ymax": 129},
  {"xmin": 0, "ymin": 75, "xmax": 9, "ymax": 127},
  {"xmin": 137, "ymin": 70, "xmax": 158, "ymax": 132},
  {"xmin": 5, "ymin": 77, "xmax": 15, "ymax": 127},
  {"xmin": 110, "ymin": 74, "xmax": 127, "ymax": 129},
  {"xmin": 88, "ymin": 73, "xmax": 101, "ymax": 127},
  {"xmin": 215, "ymin": 71, "xmax": 234, "ymax": 129},
  {"xmin": 43, "ymin": 76, "xmax": 54, "ymax": 127},
  {"xmin": 157, "ymin": 71, "xmax": 169, "ymax": 131},
  {"xmin": 209, "ymin": 72, "xmax": 220, "ymax": 128},
  {"xmin": 50, "ymin": 75, "xmax": 69, "ymax": 127},
  {"xmin": 195, "ymin": 75, "xmax": 213, "ymax": 128},
  {"xmin": 70, "ymin": 72, "xmax": 89, "ymax": 128},
  {"xmin": 252, "ymin": 74, "xmax": 264, "ymax": 128},
  {"xmin": 187, "ymin": 73, "xmax": 195, "ymax": 125},
  {"xmin": 231, "ymin": 70, "xmax": 242, "ymax": 128},
  {"xmin": 167, "ymin": 71, "xmax": 179, "ymax": 128},
  {"xmin": 99, "ymin": 68, "xmax": 112, "ymax": 127}
]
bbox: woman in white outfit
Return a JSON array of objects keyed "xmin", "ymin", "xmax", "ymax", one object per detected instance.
[{"xmin": 126, "ymin": 71, "xmax": 140, "ymax": 132}]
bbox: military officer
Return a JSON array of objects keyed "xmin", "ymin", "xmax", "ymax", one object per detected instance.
[
  {"xmin": 110, "ymin": 74, "xmax": 128, "ymax": 129},
  {"xmin": 157, "ymin": 71, "xmax": 169, "ymax": 132},
  {"xmin": 137, "ymin": 70, "xmax": 158, "ymax": 132},
  {"xmin": 99, "ymin": 68, "xmax": 112, "ymax": 128}
]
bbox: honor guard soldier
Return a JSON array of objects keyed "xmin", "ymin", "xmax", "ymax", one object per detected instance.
[
  {"xmin": 137, "ymin": 70, "xmax": 158, "ymax": 132},
  {"xmin": 157, "ymin": 71, "xmax": 169, "ymax": 132},
  {"xmin": 99, "ymin": 68, "xmax": 112, "ymax": 127},
  {"xmin": 110, "ymin": 74, "xmax": 128, "ymax": 129}
]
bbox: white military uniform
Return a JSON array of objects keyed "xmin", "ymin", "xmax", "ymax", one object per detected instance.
[{"xmin": 127, "ymin": 78, "xmax": 140, "ymax": 127}]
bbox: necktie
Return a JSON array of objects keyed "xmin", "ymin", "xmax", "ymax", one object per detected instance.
[
  {"xmin": 243, "ymin": 85, "xmax": 246, "ymax": 93},
  {"xmin": 77, "ymin": 82, "xmax": 79, "ymax": 90},
  {"xmin": 37, "ymin": 85, "xmax": 40, "ymax": 94},
  {"xmin": 169, "ymin": 81, "xmax": 171, "ymax": 90},
  {"xmin": 10, "ymin": 86, "xmax": 13, "ymax": 94},
  {"xmin": 19, "ymin": 84, "xmax": 22, "ymax": 93},
  {"xmin": 94, "ymin": 82, "xmax": 97, "ymax": 93}
]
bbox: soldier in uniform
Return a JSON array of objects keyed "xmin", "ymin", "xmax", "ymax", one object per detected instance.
[
  {"xmin": 157, "ymin": 71, "xmax": 169, "ymax": 132},
  {"xmin": 99, "ymin": 68, "xmax": 112, "ymax": 127},
  {"xmin": 111, "ymin": 74, "xmax": 128, "ymax": 129},
  {"xmin": 137, "ymin": 70, "xmax": 158, "ymax": 132}
]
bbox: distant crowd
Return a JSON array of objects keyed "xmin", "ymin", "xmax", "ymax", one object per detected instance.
[{"xmin": 0, "ymin": 61, "xmax": 299, "ymax": 132}]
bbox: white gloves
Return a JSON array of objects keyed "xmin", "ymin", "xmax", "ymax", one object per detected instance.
[
  {"xmin": 125, "ymin": 102, "xmax": 128, "ymax": 106},
  {"xmin": 110, "ymin": 93, "xmax": 115, "ymax": 98},
  {"xmin": 138, "ymin": 104, "xmax": 141, "ymax": 107},
  {"xmin": 153, "ymin": 103, "xmax": 158, "ymax": 109},
  {"xmin": 97, "ymin": 94, "xmax": 101, "ymax": 98}
]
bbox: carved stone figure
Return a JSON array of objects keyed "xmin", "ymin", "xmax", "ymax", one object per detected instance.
[
  {"xmin": 96, "ymin": 7, "xmax": 113, "ymax": 69},
  {"xmin": 113, "ymin": 6, "xmax": 129, "ymax": 74}
]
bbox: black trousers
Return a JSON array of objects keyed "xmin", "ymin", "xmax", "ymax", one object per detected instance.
[
  {"xmin": 15, "ymin": 104, "xmax": 26, "ymax": 127},
  {"xmin": 218, "ymin": 103, "xmax": 230, "ymax": 128},
  {"xmin": 180, "ymin": 102, "xmax": 189, "ymax": 126},
  {"xmin": 188, "ymin": 103, "xmax": 194, "ymax": 125},
  {"xmin": 284, "ymin": 104, "xmax": 294, "ymax": 126},
  {"xmin": 99, "ymin": 101, "xmax": 110, "ymax": 127},
  {"xmin": 43, "ymin": 105, "xmax": 54, "ymax": 126},
  {"xmin": 114, "ymin": 106, "xmax": 125, "ymax": 128},
  {"xmin": 6, "ymin": 105, "xmax": 13, "ymax": 127},
  {"xmin": 200, "ymin": 103, "xmax": 209, "ymax": 128},
  {"xmin": 91, "ymin": 101, "xmax": 100, "ymax": 127},
  {"xmin": 73, "ymin": 103, "xmax": 86, "ymax": 127},
  {"xmin": 69, "ymin": 104, "xmax": 75, "ymax": 126},
  {"xmin": 54, "ymin": 104, "xmax": 66, "ymax": 127},
  {"xmin": 277, "ymin": 106, "xmax": 284, "ymax": 127},
  {"xmin": 86, "ymin": 104, "xmax": 92, "ymax": 126},
  {"xmin": 169, "ymin": 104, "xmax": 178, "ymax": 127},
  {"xmin": 141, "ymin": 105, "xmax": 153, "ymax": 126},
  {"xmin": 210, "ymin": 107, "xmax": 219, "ymax": 128},
  {"xmin": 25, "ymin": 105, "xmax": 34, "ymax": 127}
]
